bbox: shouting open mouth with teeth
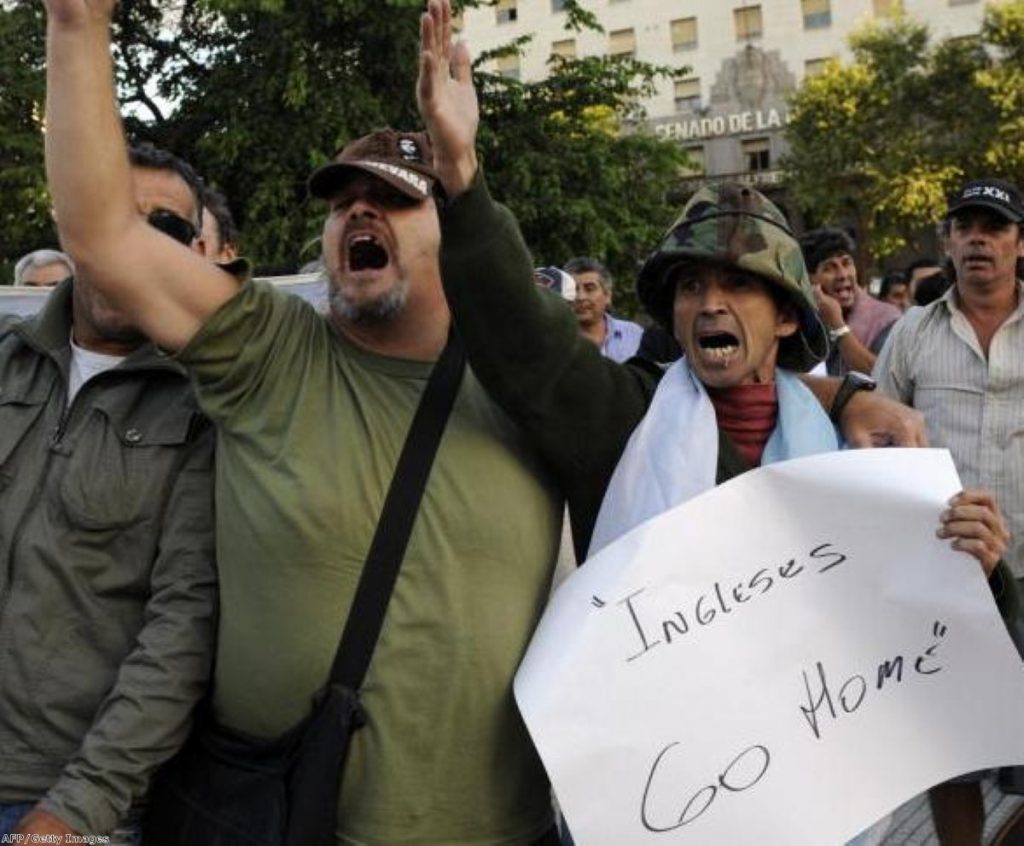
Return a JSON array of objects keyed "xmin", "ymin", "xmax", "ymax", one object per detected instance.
[
  {"xmin": 697, "ymin": 331, "xmax": 740, "ymax": 363},
  {"xmin": 347, "ymin": 231, "xmax": 391, "ymax": 273},
  {"xmin": 326, "ymin": 222, "xmax": 411, "ymax": 324},
  {"xmin": 672, "ymin": 267, "xmax": 800, "ymax": 389}
]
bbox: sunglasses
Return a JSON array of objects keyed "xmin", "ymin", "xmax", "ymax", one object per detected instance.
[{"xmin": 147, "ymin": 210, "xmax": 198, "ymax": 246}]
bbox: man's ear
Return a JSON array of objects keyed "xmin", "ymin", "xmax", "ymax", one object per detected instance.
[{"xmin": 775, "ymin": 302, "xmax": 799, "ymax": 339}]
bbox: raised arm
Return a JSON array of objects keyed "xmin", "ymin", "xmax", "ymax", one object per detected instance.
[{"xmin": 44, "ymin": 0, "xmax": 238, "ymax": 351}]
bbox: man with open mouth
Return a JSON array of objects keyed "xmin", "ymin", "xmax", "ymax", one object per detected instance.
[
  {"xmin": 874, "ymin": 177, "xmax": 1024, "ymax": 844},
  {"xmin": 800, "ymin": 226, "xmax": 901, "ymax": 377},
  {"xmin": 420, "ymin": 1, "xmax": 1020, "ymax": 834}
]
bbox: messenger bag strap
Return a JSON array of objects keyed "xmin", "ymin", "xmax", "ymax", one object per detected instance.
[{"xmin": 329, "ymin": 330, "xmax": 466, "ymax": 689}]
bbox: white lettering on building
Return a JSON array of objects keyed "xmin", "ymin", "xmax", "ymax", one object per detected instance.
[{"xmin": 654, "ymin": 108, "xmax": 789, "ymax": 142}]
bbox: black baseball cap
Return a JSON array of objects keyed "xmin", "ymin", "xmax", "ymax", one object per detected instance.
[{"xmin": 946, "ymin": 178, "xmax": 1024, "ymax": 223}]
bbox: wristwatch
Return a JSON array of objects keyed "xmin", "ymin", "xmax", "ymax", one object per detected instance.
[
  {"xmin": 828, "ymin": 324, "xmax": 852, "ymax": 343},
  {"xmin": 829, "ymin": 371, "xmax": 877, "ymax": 425}
]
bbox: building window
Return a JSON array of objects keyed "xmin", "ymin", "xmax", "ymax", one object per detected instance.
[
  {"xmin": 804, "ymin": 57, "xmax": 831, "ymax": 76},
  {"xmin": 496, "ymin": 0, "xmax": 517, "ymax": 25},
  {"xmin": 734, "ymin": 6, "xmax": 763, "ymax": 41},
  {"xmin": 674, "ymin": 78, "xmax": 701, "ymax": 112},
  {"xmin": 742, "ymin": 137, "xmax": 771, "ymax": 172},
  {"xmin": 551, "ymin": 0, "xmax": 567, "ymax": 11},
  {"xmin": 872, "ymin": 0, "xmax": 903, "ymax": 17},
  {"xmin": 551, "ymin": 38, "xmax": 577, "ymax": 59},
  {"xmin": 801, "ymin": 0, "xmax": 832, "ymax": 29},
  {"xmin": 682, "ymin": 146, "xmax": 706, "ymax": 176},
  {"xmin": 670, "ymin": 17, "xmax": 698, "ymax": 51},
  {"xmin": 608, "ymin": 28, "xmax": 636, "ymax": 59},
  {"xmin": 495, "ymin": 54, "xmax": 521, "ymax": 80}
]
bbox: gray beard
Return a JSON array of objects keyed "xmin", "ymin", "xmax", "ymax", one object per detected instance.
[{"xmin": 328, "ymin": 277, "xmax": 410, "ymax": 325}]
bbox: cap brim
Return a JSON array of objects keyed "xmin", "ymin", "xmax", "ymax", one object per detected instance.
[
  {"xmin": 947, "ymin": 199, "xmax": 1023, "ymax": 223},
  {"xmin": 308, "ymin": 160, "xmax": 434, "ymax": 201}
]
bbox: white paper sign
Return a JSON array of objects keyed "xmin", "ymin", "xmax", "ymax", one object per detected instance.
[{"xmin": 515, "ymin": 449, "xmax": 1024, "ymax": 846}]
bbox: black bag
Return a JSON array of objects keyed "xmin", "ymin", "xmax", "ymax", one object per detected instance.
[{"xmin": 143, "ymin": 335, "xmax": 466, "ymax": 846}]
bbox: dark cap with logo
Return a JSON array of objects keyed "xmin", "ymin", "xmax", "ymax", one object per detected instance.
[
  {"xmin": 308, "ymin": 129, "xmax": 439, "ymax": 202},
  {"xmin": 946, "ymin": 178, "xmax": 1024, "ymax": 223}
]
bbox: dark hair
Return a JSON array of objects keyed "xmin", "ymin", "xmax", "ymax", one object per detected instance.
[
  {"xmin": 905, "ymin": 256, "xmax": 942, "ymax": 278},
  {"xmin": 878, "ymin": 271, "xmax": 907, "ymax": 301},
  {"xmin": 913, "ymin": 270, "xmax": 952, "ymax": 306},
  {"xmin": 127, "ymin": 142, "xmax": 204, "ymax": 228},
  {"xmin": 798, "ymin": 227, "xmax": 856, "ymax": 275},
  {"xmin": 200, "ymin": 184, "xmax": 239, "ymax": 251},
  {"xmin": 564, "ymin": 256, "xmax": 613, "ymax": 292}
]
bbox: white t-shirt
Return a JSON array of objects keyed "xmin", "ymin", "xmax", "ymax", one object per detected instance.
[{"xmin": 68, "ymin": 336, "xmax": 125, "ymax": 402}]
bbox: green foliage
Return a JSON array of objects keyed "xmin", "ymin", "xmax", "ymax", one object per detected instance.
[
  {"xmin": 0, "ymin": 2, "xmax": 53, "ymax": 282},
  {"xmin": 977, "ymin": 1, "xmax": 1024, "ymax": 175},
  {"xmin": 782, "ymin": 4, "xmax": 1024, "ymax": 262},
  {"xmin": 0, "ymin": 0, "xmax": 685, "ymax": 298},
  {"xmin": 476, "ymin": 52, "xmax": 685, "ymax": 315}
]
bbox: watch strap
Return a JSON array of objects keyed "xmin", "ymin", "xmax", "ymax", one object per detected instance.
[{"xmin": 829, "ymin": 371, "xmax": 876, "ymax": 425}]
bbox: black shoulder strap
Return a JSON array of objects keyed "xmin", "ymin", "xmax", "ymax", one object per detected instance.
[{"xmin": 329, "ymin": 331, "xmax": 466, "ymax": 689}]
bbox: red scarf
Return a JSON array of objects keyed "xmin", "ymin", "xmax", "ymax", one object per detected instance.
[{"xmin": 707, "ymin": 382, "xmax": 778, "ymax": 466}]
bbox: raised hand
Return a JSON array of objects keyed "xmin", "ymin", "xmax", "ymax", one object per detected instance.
[
  {"xmin": 936, "ymin": 488, "xmax": 1010, "ymax": 577},
  {"xmin": 416, "ymin": 0, "xmax": 480, "ymax": 198},
  {"xmin": 812, "ymin": 284, "xmax": 844, "ymax": 331}
]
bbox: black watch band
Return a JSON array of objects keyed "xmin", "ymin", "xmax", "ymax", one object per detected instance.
[{"xmin": 829, "ymin": 371, "xmax": 877, "ymax": 425}]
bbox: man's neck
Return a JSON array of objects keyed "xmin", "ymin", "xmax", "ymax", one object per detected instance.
[
  {"xmin": 71, "ymin": 326, "xmax": 139, "ymax": 357},
  {"xmin": 333, "ymin": 300, "xmax": 451, "ymax": 362},
  {"xmin": 580, "ymin": 315, "xmax": 607, "ymax": 347},
  {"xmin": 955, "ymin": 276, "xmax": 1019, "ymax": 356}
]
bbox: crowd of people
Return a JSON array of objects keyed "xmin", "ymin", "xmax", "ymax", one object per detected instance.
[{"xmin": 0, "ymin": 0, "xmax": 1021, "ymax": 844}]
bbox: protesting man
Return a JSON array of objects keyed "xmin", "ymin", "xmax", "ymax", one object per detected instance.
[
  {"xmin": 418, "ymin": 0, "xmax": 1017, "ymax": 603},
  {"xmin": 565, "ymin": 256, "xmax": 643, "ymax": 362},
  {"xmin": 44, "ymin": 0, "xmax": 932, "ymax": 840},
  {"xmin": 45, "ymin": 1, "xmax": 566, "ymax": 842},
  {"xmin": 874, "ymin": 176, "xmax": 1024, "ymax": 845},
  {"xmin": 801, "ymin": 227, "xmax": 901, "ymax": 376},
  {"xmin": 419, "ymin": 13, "xmax": 1021, "ymax": 841},
  {"xmin": 0, "ymin": 143, "xmax": 215, "ymax": 842}
]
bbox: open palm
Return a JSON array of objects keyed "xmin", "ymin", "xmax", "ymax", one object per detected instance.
[{"xmin": 417, "ymin": 0, "xmax": 479, "ymax": 192}]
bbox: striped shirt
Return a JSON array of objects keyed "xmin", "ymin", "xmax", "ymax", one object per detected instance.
[{"xmin": 873, "ymin": 281, "xmax": 1024, "ymax": 577}]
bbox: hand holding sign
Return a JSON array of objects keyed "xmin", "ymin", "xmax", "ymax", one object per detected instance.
[{"xmin": 516, "ymin": 449, "xmax": 1024, "ymax": 845}]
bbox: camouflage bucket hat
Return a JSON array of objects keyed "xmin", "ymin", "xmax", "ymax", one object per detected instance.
[{"xmin": 636, "ymin": 183, "xmax": 828, "ymax": 372}]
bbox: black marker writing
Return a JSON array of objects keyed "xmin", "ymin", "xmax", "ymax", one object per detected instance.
[{"xmin": 640, "ymin": 742, "xmax": 771, "ymax": 833}]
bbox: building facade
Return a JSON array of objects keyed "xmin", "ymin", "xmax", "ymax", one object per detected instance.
[{"xmin": 459, "ymin": 0, "xmax": 989, "ymax": 192}]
